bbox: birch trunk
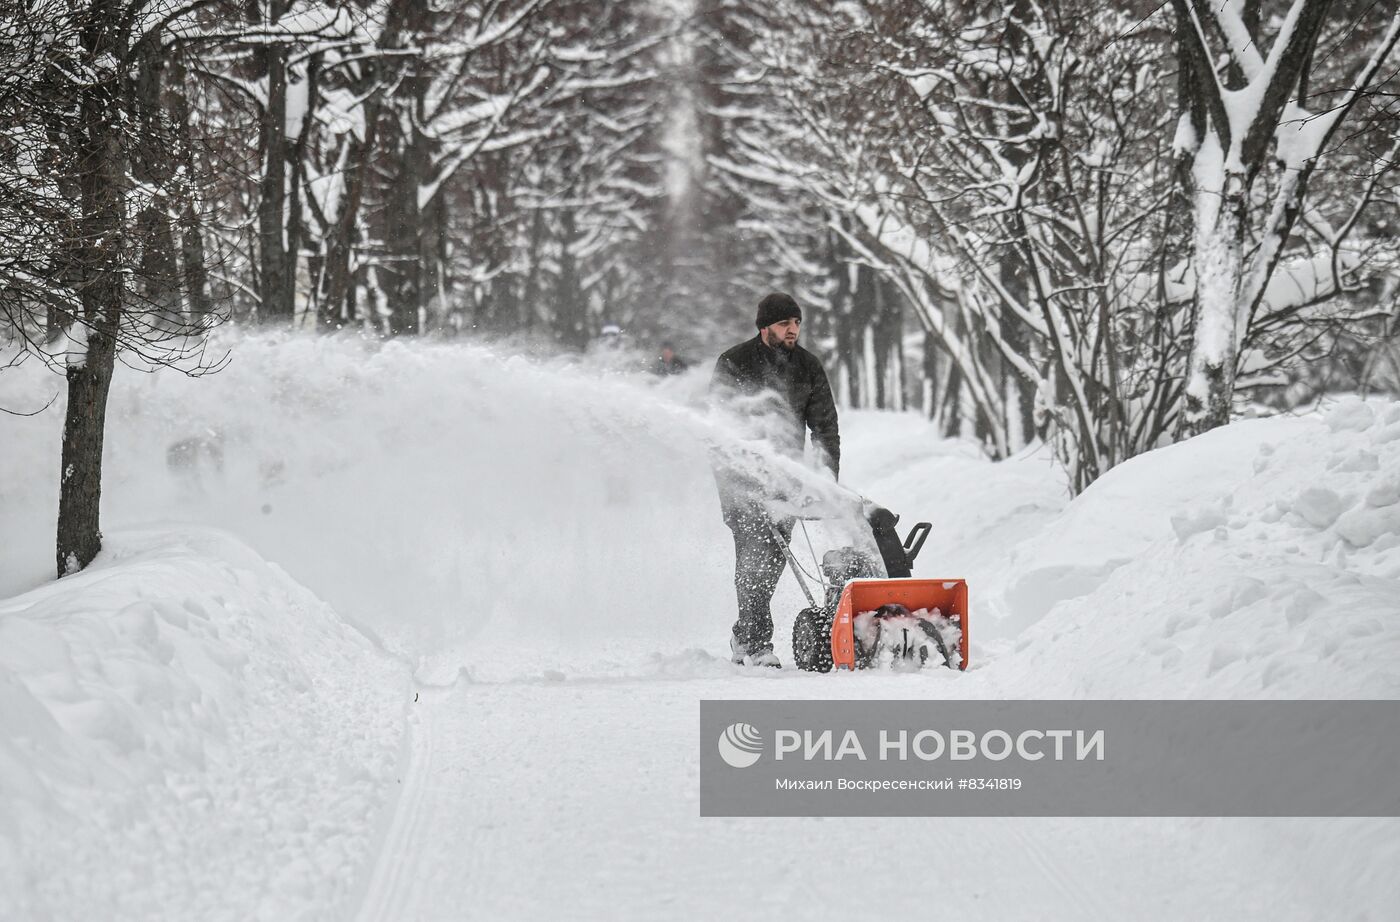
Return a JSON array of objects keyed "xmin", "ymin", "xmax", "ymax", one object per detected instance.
[{"xmin": 1181, "ymin": 165, "xmax": 1247, "ymax": 436}]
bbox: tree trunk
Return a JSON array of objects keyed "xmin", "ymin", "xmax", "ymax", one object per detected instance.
[
  {"xmin": 58, "ymin": 7, "xmax": 124, "ymax": 576},
  {"xmin": 998, "ymin": 263, "xmax": 1036, "ymax": 448},
  {"xmin": 872, "ymin": 277, "xmax": 888, "ymax": 409},
  {"xmin": 522, "ymin": 208, "xmax": 544, "ymax": 331},
  {"xmin": 421, "ymin": 175, "xmax": 447, "ymax": 331},
  {"xmin": 1169, "ymin": 0, "xmax": 1340, "ymax": 437},
  {"xmin": 58, "ymin": 331, "xmax": 117, "ymax": 575},
  {"xmin": 384, "ymin": 142, "xmax": 422, "ymax": 334},
  {"xmin": 317, "ymin": 0, "xmax": 413, "ymax": 327},
  {"xmin": 825, "ymin": 226, "xmax": 855, "ymax": 406},
  {"xmin": 1180, "ymin": 158, "xmax": 1247, "ymax": 436},
  {"xmin": 557, "ymin": 210, "xmax": 587, "ymax": 349},
  {"xmin": 257, "ymin": 33, "xmax": 292, "ymax": 322},
  {"xmin": 180, "ymin": 201, "xmax": 211, "ymax": 318},
  {"xmin": 319, "ymin": 133, "xmax": 378, "ymax": 328},
  {"xmin": 168, "ymin": 56, "xmax": 211, "ymax": 318},
  {"xmin": 872, "ymin": 275, "xmax": 906, "ymax": 411}
]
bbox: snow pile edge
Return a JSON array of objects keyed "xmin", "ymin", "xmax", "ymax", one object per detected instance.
[
  {"xmin": 994, "ymin": 397, "xmax": 1400, "ymax": 697},
  {"xmin": 0, "ymin": 528, "xmax": 409, "ymax": 921}
]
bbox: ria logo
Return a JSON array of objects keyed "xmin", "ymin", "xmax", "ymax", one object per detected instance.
[{"xmin": 718, "ymin": 723, "xmax": 763, "ymax": 768}]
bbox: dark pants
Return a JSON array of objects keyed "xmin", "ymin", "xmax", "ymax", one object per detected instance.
[{"xmin": 725, "ymin": 506, "xmax": 795, "ymax": 653}]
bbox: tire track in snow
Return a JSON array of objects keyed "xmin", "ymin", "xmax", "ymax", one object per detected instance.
[
  {"xmin": 354, "ymin": 690, "xmax": 436, "ymax": 922},
  {"xmin": 1007, "ymin": 819, "xmax": 1113, "ymax": 919},
  {"xmin": 344, "ymin": 678, "xmax": 1328, "ymax": 921}
]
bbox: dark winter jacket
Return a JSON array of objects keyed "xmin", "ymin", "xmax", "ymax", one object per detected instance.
[{"xmin": 709, "ymin": 335, "xmax": 840, "ymax": 516}]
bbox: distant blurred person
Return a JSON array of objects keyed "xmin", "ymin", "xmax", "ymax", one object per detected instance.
[
  {"xmin": 598, "ymin": 323, "xmax": 624, "ymax": 351},
  {"xmin": 709, "ymin": 292, "xmax": 840, "ymax": 667},
  {"xmin": 651, "ymin": 342, "xmax": 688, "ymax": 376},
  {"xmin": 166, "ymin": 429, "xmax": 225, "ymax": 498}
]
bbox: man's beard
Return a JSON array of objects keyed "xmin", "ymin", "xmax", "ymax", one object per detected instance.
[{"xmin": 776, "ymin": 337, "xmax": 797, "ymax": 351}]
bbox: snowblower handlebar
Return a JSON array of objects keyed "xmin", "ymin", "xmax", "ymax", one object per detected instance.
[{"xmin": 902, "ymin": 522, "xmax": 931, "ymax": 565}]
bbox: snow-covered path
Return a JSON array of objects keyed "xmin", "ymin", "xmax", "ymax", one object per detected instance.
[{"xmin": 350, "ymin": 676, "xmax": 1364, "ymax": 921}]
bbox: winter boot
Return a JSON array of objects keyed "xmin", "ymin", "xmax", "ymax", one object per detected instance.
[{"xmin": 730, "ymin": 634, "xmax": 782, "ymax": 668}]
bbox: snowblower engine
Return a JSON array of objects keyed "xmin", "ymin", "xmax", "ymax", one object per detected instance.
[{"xmin": 788, "ymin": 507, "xmax": 968, "ymax": 673}]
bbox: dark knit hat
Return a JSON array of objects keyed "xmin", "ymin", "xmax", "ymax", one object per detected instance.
[{"xmin": 755, "ymin": 292, "xmax": 802, "ymax": 329}]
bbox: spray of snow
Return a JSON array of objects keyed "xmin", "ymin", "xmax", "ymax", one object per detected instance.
[{"xmin": 0, "ymin": 331, "xmax": 879, "ymax": 679}]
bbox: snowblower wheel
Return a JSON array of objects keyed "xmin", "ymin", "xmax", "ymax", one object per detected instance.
[{"xmin": 792, "ymin": 606, "xmax": 834, "ymax": 673}]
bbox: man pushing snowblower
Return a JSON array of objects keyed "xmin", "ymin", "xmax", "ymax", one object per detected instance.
[
  {"xmin": 709, "ymin": 292, "xmax": 840, "ymax": 668},
  {"xmin": 709, "ymin": 292, "xmax": 968, "ymax": 672}
]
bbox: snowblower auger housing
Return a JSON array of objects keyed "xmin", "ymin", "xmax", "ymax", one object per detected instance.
[
  {"xmin": 789, "ymin": 512, "xmax": 968, "ymax": 673},
  {"xmin": 828, "ymin": 578, "xmax": 968, "ymax": 671}
]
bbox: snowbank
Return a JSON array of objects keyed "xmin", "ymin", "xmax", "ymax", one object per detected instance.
[
  {"xmin": 841, "ymin": 410, "xmax": 1068, "ymax": 633},
  {"xmin": 986, "ymin": 398, "xmax": 1400, "ymax": 697},
  {"xmin": 0, "ymin": 528, "xmax": 408, "ymax": 921}
]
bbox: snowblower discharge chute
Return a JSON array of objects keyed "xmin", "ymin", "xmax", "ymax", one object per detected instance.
[{"xmin": 783, "ymin": 508, "xmax": 968, "ymax": 673}]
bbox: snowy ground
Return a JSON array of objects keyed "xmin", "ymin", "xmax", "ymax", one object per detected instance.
[{"xmin": 2, "ymin": 333, "xmax": 1398, "ymax": 920}]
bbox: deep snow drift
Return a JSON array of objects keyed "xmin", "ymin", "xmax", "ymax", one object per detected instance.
[
  {"xmin": 998, "ymin": 401, "xmax": 1400, "ymax": 697},
  {"xmin": 2, "ymin": 333, "xmax": 1398, "ymax": 920},
  {"xmin": 0, "ymin": 528, "xmax": 405, "ymax": 921}
]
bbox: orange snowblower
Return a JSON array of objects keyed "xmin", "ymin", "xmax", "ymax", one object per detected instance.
[{"xmin": 780, "ymin": 509, "xmax": 968, "ymax": 672}]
